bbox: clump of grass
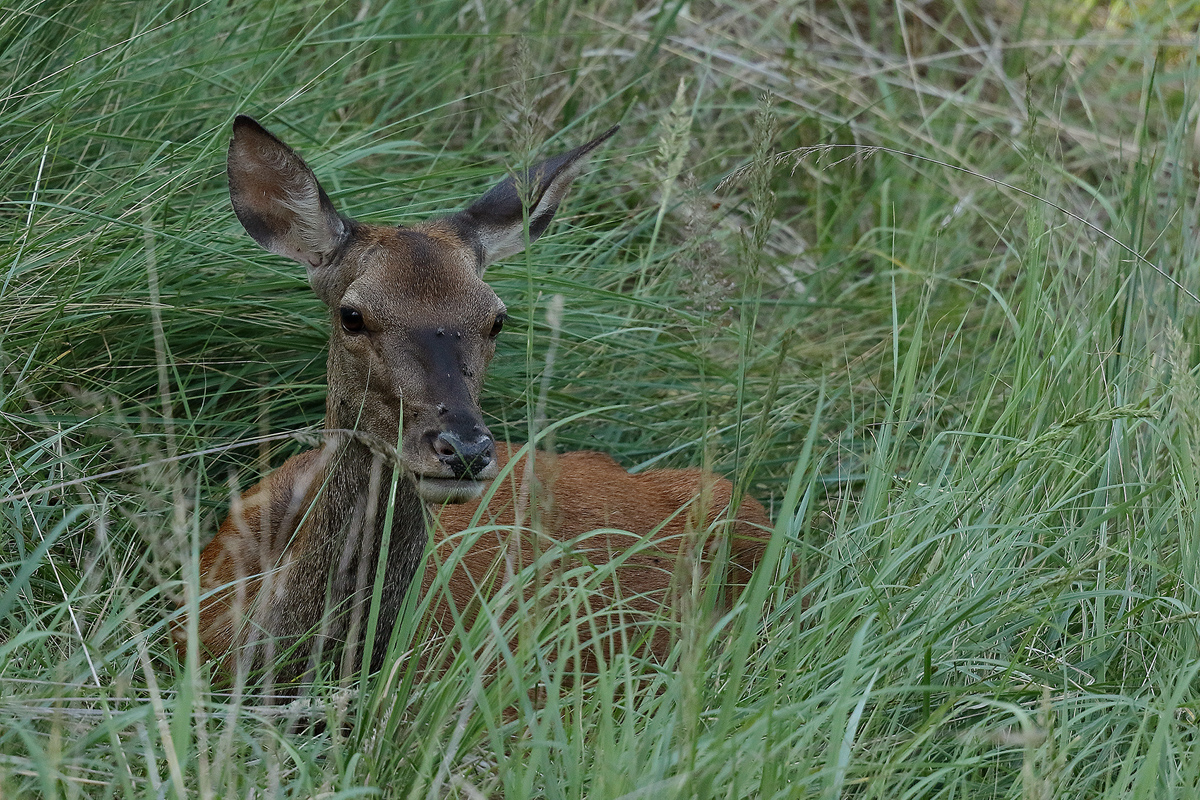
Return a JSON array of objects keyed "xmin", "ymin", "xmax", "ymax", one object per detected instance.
[{"xmin": 4, "ymin": 0, "xmax": 1200, "ymax": 796}]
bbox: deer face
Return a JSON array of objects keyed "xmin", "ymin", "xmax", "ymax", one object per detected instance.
[
  {"xmin": 321, "ymin": 223, "xmax": 504, "ymax": 501},
  {"xmin": 225, "ymin": 116, "xmax": 615, "ymax": 503}
]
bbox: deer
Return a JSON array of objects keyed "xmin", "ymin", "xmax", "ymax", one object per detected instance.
[{"xmin": 177, "ymin": 115, "xmax": 771, "ymax": 688}]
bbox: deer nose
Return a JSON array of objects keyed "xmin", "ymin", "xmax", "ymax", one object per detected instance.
[{"xmin": 432, "ymin": 430, "xmax": 495, "ymax": 479}]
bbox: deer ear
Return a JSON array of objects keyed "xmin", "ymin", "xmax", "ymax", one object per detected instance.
[
  {"xmin": 450, "ymin": 125, "xmax": 618, "ymax": 271},
  {"xmin": 227, "ymin": 116, "xmax": 350, "ymax": 281}
]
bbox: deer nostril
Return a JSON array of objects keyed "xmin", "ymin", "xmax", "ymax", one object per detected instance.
[{"xmin": 433, "ymin": 435, "xmax": 457, "ymax": 458}]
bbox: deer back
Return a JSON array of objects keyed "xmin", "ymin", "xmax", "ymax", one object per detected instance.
[{"xmin": 423, "ymin": 444, "xmax": 772, "ymax": 667}]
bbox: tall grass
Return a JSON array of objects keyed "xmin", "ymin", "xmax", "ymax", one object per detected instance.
[{"xmin": 3, "ymin": 0, "xmax": 1200, "ymax": 796}]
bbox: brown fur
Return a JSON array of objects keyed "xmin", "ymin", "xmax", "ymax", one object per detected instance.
[
  {"xmin": 184, "ymin": 441, "xmax": 771, "ymax": 674},
  {"xmin": 423, "ymin": 444, "xmax": 771, "ymax": 666},
  {"xmin": 185, "ymin": 449, "xmax": 325, "ymax": 668}
]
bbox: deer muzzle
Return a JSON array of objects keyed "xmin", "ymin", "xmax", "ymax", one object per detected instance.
[
  {"xmin": 433, "ymin": 429, "xmax": 495, "ymax": 479},
  {"xmin": 412, "ymin": 422, "xmax": 498, "ymax": 504}
]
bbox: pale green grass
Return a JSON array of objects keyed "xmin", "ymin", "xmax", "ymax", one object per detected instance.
[{"xmin": 3, "ymin": 0, "xmax": 1200, "ymax": 796}]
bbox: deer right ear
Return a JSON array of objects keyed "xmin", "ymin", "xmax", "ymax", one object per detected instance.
[
  {"xmin": 449, "ymin": 125, "xmax": 618, "ymax": 272},
  {"xmin": 227, "ymin": 116, "xmax": 350, "ymax": 284}
]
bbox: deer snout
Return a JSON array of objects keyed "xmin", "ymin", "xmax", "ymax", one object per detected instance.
[{"xmin": 432, "ymin": 429, "xmax": 495, "ymax": 480}]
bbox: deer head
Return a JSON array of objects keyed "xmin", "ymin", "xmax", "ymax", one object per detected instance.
[{"xmin": 226, "ymin": 116, "xmax": 617, "ymax": 503}]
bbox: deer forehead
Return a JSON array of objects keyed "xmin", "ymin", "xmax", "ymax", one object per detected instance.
[{"xmin": 339, "ymin": 223, "xmax": 502, "ymax": 320}]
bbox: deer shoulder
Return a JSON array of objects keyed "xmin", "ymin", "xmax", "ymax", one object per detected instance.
[{"xmin": 181, "ymin": 449, "xmax": 326, "ymax": 667}]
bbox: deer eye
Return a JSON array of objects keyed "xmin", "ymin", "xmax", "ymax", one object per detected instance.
[
  {"xmin": 340, "ymin": 307, "xmax": 365, "ymax": 334},
  {"xmin": 488, "ymin": 312, "xmax": 507, "ymax": 338}
]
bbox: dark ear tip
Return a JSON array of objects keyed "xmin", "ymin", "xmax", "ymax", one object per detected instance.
[
  {"xmin": 584, "ymin": 124, "xmax": 619, "ymax": 152},
  {"xmin": 232, "ymin": 115, "xmax": 270, "ymax": 138}
]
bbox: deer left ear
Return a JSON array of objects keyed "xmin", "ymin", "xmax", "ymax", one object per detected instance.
[
  {"xmin": 227, "ymin": 115, "xmax": 350, "ymax": 287},
  {"xmin": 449, "ymin": 125, "xmax": 618, "ymax": 272}
]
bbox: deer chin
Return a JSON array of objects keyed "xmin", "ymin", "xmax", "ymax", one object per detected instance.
[{"xmin": 413, "ymin": 476, "xmax": 489, "ymax": 504}]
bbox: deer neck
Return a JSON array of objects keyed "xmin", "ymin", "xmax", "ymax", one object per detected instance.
[{"xmin": 281, "ymin": 383, "xmax": 429, "ymax": 674}]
